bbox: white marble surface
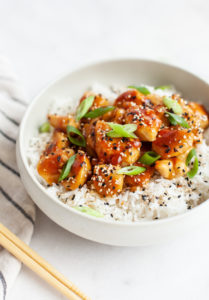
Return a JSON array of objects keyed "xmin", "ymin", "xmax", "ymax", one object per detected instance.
[{"xmin": 1, "ymin": 0, "xmax": 209, "ymax": 299}]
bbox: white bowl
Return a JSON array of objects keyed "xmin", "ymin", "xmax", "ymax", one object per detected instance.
[{"xmin": 16, "ymin": 59, "xmax": 209, "ymax": 246}]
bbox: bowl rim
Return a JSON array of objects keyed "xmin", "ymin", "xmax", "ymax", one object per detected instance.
[{"xmin": 17, "ymin": 57, "xmax": 209, "ymax": 227}]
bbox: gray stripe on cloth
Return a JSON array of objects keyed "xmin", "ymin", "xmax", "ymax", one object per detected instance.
[
  {"xmin": 0, "ymin": 187, "xmax": 35, "ymax": 226},
  {"xmin": 10, "ymin": 97, "xmax": 26, "ymax": 106},
  {"xmin": 0, "ymin": 160, "xmax": 20, "ymax": 177},
  {"xmin": 0, "ymin": 110, "xmax": 19, "ymax": 126},
  {"xmin": 0, "ymin": 130, "xmax": 16, "ymax": 144}
]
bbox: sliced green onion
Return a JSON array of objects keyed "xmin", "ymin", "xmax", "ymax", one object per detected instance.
[
  {"xmin": 163, "ymin": 97, "xmax": 182, "ymax": 115},
  {"xmin": 107, "ymin": 123, "xmax": 137, "ymax": 138},
  {"xmin": 39, "ymin": 122, "xmax": 50, "ymax": 133},
  {"xmin": 186, "ymin": 149, "xmax": 199, "ymax": 178},
  {"xmin": 67, "ymin": 125, "xmax": 86, "ymax": 147},
  {"xmin": 76, "ymin": 95, "xmax": 95, "ymax": 121},
  {"xmin": 186, "ymin": 148, "xmax": 197, "ymax": 166},
  {"xmin": 128, "ymin": 85, "xmax": 150, "ymax": 95},
  {"xmin": 117, "ymin": 165, "xmax": 146, "ymax": 175},
  {"xmin": 166, "ymin": 112, "xmax": 190, "ymax": 128},
  {"xmin": 107, "ymin": 131, "xmax": 137, "ymax": 138},
  {"xmin": 73, "ymin": 206, "xmax": 104, "ymax": 218},
  {"xmin": 58, "ymin": 154, "xmax": 76, "ymax": 182},
  {"xmin": 139, "ymin": 151, "xmax": 161, "ymax": 165},
  {"xmin": 187, "ymin": 156, "xmax": 199, "ymax": 179},
  {"xmin": 155, "ymin": 85, "xmax": 172, "ymax": 90},
  {"xmin": 122, "ymin": 124, "xmax": 138, "ymax": 132},
  {"xmin": 84, "ymin": 106, "xmax": 115, "ymax": 118}
]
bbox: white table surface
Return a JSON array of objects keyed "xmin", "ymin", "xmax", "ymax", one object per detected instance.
[{"xmin": 1, "ymin": 0, "xmax": 209, "ymax": 299}]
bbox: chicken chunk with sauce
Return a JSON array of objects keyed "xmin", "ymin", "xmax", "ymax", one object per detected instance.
[
  {"xmin": 102, "ymin": 107, "xmax": 125, "ymax": 124},
  {"xmin": 94, "ymin": 120, "xmax": 141, "ymax": 166},
  {"xmin": 125, "ymin": 107, "xmax": 162, "ymax": 142},
  {"xmin": 80, "ymin": 91, "xmax": 109, "ymax": 110},
  {"xmin": 82, "ymin": 119, "xmax": 97, "ymax": 156},
  {"xmin": 155, "ymin": 157, "xmax": 189, "ymax": 179},
  {"xmin": 61, "ymin": 150, "xmax": 91, "ymax": 191},
  {"xmin": 92, "ymin": 164, "xmax": 124, "ymax": 197},
  {"xmin": 124, "ymin": 163, "xmax": 154, "ymax": 190},
  {"xmin": 114, "ymin": 90, "xmax": 145, "ymax": 109},
  {"xmin": 152, "ymin": 128, "xmax": 194, "ymax": 158},
  {"xmin": 37, "ymin": 131, "xmax": 74, "ymax": 184},
  {"xmin": 48, "ymin": 114, "xmax": 78, "ymax": 132}
]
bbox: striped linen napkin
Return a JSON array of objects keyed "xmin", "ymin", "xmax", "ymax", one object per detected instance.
[{"xmin": 0, "ymin": 56, "xmax": 35, "ymax": 300}]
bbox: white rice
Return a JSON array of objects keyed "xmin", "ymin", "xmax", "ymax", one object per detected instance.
[{"xmin": 27, "ymin": 84, "xmax": 209, "ymax": 222}]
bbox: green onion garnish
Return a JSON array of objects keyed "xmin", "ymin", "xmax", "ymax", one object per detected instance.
[
  {"xmin": 67, "ymin": 125, "xmax": 86, "ymax": 147},
  {"xmin": 128, "ymin": 85, "xmax": 150, "ymax": 95},
  {"xmin": 106, "ymin": 123, "xmax": 137, "ymax": 138},
  {"xmin": 186, "ymin": 149, "xmax": 197, "ymax": 166},
  {"xmin": 39, "ymin": 122, "xmax": 50, "ymax": 133},
  {"xmin": 163, "ymin": 97, "xmax": 182, "ymax": 115},
  {"xmin": 186, "ymin": 148, "xmax": 199, "ymax": 179},
  {"xmin": 84, "ymin": 106, "xmax": 115, "ymax": 119},
  {"xmin": 117, "ymin": 165, "xmax": 146, "ymax": 175},
  {"xmin": 76, "ymin": 95, "xmax": 95, "ymax": 121},
  {"xmin": 166, "ymin": 112, "xmax": 190, "ymax": 128},
  {"xmin": 155, "ymin": 85, "xmax": 172, "ymax": 90},
  {"xmin": 58, "ymin": 154, "xmax": 76, "ymax": 182},
  {"xmin": 73, "ymin": 206, "xmax": 104, "ymax": 218},
  {"xmin": 187, "ymin": 157, "xmax": 198, "ymax": 179},
  {"xmin": 139, "ymin": 151, "xmax": 161, "ymax": 165}
]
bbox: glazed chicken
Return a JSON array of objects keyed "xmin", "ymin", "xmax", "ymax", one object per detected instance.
[
  {"xmin": 125, "ymin": 107, "xmax": 162, "ymax": 141},
  {"xmin": 80, "ymin": 91, "xmax": 109, "ymax": 110},
  {"xmin": 48, "ymin": 114, "xmax": 78, "ymax": 132},
  {"xmin": 37, "ymin": 130, "xmax": 75, "ymax": 184},
  {"xmin": 61, "ymin": 150, "xmax": 91, "ymax": 190},
  {"xmin": 155, "ymin": 158, "xmax": 189, "ymax": 179},
  {"xmin": 114, "ymin": 90, "xmax": 145, "ymax": 109},
  {"xmin": 37, "ymin": 87, "xmax": 209, "ymax": 197},
  {"xmin": 94, "ymin": 121, "xmax": 141, "ymax": 166},
  {"xmin": 152, "ymin": 128, "xmax": 194, "ymax": 158},
  {"xmin": 92, "ymin": 164, "xmax": 124, "ymax": 197},
  {"xmin": 124, "ymin": 162, "xmax": 154, "ymax": 189}
]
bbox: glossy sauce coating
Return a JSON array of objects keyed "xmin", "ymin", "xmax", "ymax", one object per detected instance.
[{"xmin": 95, "ymin": 121, "xmax": 141, "ymax": 166}]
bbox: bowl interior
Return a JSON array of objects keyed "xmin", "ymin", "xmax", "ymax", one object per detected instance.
[{"xmin": 20, "ymin": 59, "xmax": 209, "ymax": 223}]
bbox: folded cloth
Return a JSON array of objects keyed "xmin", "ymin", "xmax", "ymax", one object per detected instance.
[{"xmin": 0, "ymin": 56, "xmax": 35, "ymax": 300}]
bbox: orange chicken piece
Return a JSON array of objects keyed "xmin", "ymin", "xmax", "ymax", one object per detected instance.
[
  {"xmin": 114, "ymin": 90, "xmax": 145, "ymax": 109},
  {"xmin": 173, "ymin": 96, "xmax": 208, "ymax": 129},
  {"xmin": 155, "ymin": 157, "xmax": 189, "ymax": 179},
  {"xmin": 92, "ymin": 164, "xmax": 124, "ymax": 197},
  {"xmin": 188, "ymin": 102, "xmax": 209, "ymax": 129},
  {"xmin": 125, "ymin": 107, "xmax": 162, "ymax": 141},
  {"xmin": 102, "ymin": 107, "xmax": 125, "ymax": 124},
  {"xmin": 37, "ymin": 131, "xmax": 74, "ymax": 185},
  {"xmin": 82, "ymin": 119, "xmax": 97, "ymax": 156},
  {"xmin": 95, "ymin": 121, "xmax": 141, "ymax": 166},
  {"xmin": 152, "ymin": 128, "xmax": 194, "ymax": 159},
  {"xmin": 43, "ymin": 130, "xmax": 69, "ymax": 155},
  {"xmin": 80, "ymin": 91, "xmax": 109, "ymax": 110},
  {"xmin": 147, "ymin": 94, "xmax": 163, "ymax": 105},
  {"xmin": 48, "ymin": 114, "xmax": 78, "ymax": 132},
  {"xmin": 61, "ymin": 150, "xmax": 91, "ymax": 191},
  {"xmin": 154, "ymin": 105, "xmax": 170, "ymax": 127},
  {"xmin": 125, "ymin": 163, "xmax": 154, "ymax": 189}
]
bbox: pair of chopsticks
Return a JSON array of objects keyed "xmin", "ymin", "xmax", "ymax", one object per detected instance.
[{"xmin": 0, "ymin": 223, "xmax": 91, "ymax": 300}]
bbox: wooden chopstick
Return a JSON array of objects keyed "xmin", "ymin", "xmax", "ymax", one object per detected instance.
[{"xmin": 0, "ymin": 223, "xmax": 91, "ymax": 300}]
